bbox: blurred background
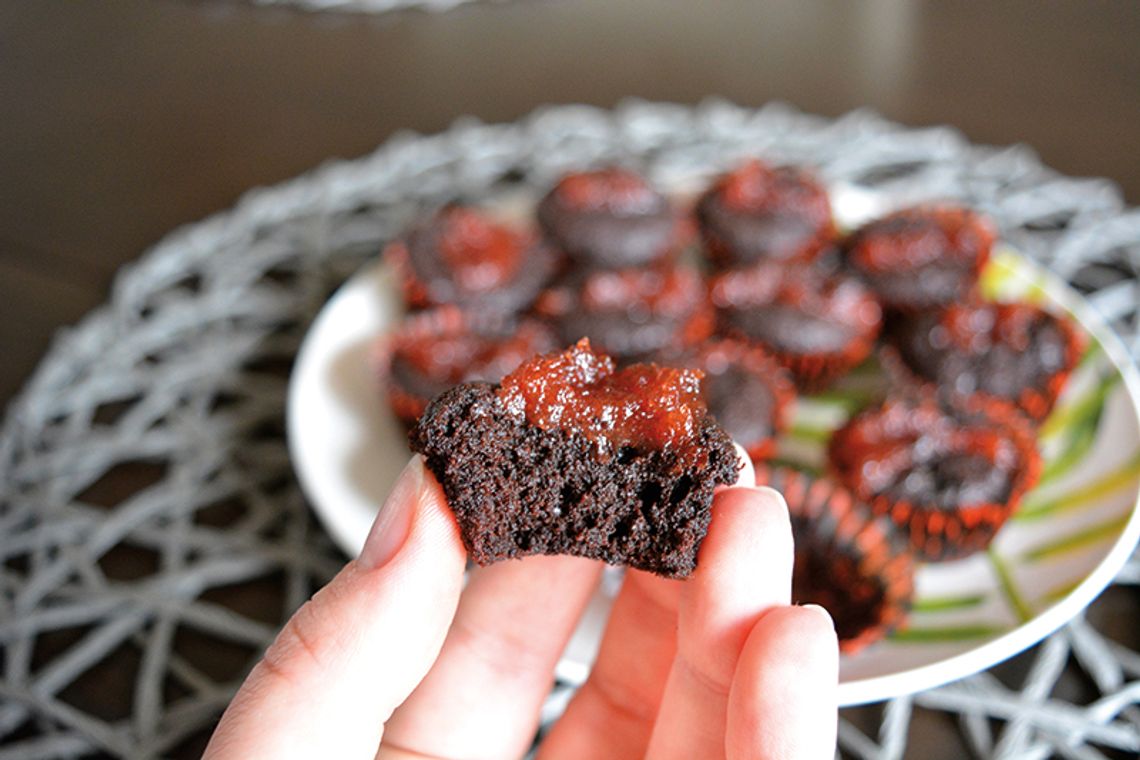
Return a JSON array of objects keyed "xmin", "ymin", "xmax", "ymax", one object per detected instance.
[{"xmin": 1, "ymin": 0, "xmax": 1137, "ymax": 408}]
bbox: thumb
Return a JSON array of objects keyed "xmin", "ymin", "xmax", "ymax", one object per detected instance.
[{"xmin": 204, "ymin": 455, "xmax": 466, "ymax": 759}]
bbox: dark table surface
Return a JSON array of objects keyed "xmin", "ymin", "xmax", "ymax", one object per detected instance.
[{"xmin": 1, "ymin": 2, "xmax": 1139, "ymax": 757}]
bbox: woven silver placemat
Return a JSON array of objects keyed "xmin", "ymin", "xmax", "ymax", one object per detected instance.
[{"xmin": 1, "ymin": 101, "xmax": 1139, "ymax": 759}]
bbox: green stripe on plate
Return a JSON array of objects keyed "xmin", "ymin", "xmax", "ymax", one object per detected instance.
[
  {"xmin": 1021, "ymin": 513, "xmax": 1132, "ymax": 563},
  {"xmin": 1039, "ymin": 371, "xmax": 1118, "ymax": 441},
  {"xmin": 787, "ymin": 424, "xmax": 834, "ymax": 444},
  {"xmin": 1016, "ymin": 451, "xmax": 1140, "ymax": 521},
  {"xmin": 911, "ymin": 593, "xmax": 988, "ymax": 613},
  {"xmin": 988, "ymin": 548, "xmax": 1034, "ymax": 623},
  {"xmin": 889, "ymin": 624, "xmax": 1006, "ymax": 643}
]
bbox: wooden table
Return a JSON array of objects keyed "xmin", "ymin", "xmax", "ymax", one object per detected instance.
[{"xmin": 1, "ymin": 2, "xmax": 1138, "ymax": 757}]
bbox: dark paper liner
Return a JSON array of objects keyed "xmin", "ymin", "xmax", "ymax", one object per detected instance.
[
  {"xmin": 755, "ymin": 464, "xmax": 915, "ymax": 653},
  {"xmin": 828, "ymin": 393, "xmax": 1042, "ymax": 562}
]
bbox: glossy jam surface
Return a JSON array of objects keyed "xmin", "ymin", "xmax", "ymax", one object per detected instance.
[
  {"xmin": 717, "ymin": 160, "xmax": 831, "ymax": 222},
  {"xmin": 711, "ymin": 263, "xmax": 882, "ymax": 344},
  {"xmin": 834, "ymin": 399, "xmax": 1021, "ymax": 510},
  {"xmin": 435, "ymin": 207, "xmax": 525, "ymax": 292},
  {"xmin": 554, "ymin": 168, "xmax": 663, "ymax": 215},
  {"xmin": 579, "ymin": 266, "xmax": 703, "ymax": 316},
  {"xmin": 497, "ymin": 339, "xmax": 708, "ymax": 456},
  {"xmin": 397, "ymin": 320, "xmax": 551, "ymax": 385},
  {"xmin": 847, "ymin": 205, "xmax": 995, "ymax": 274}
]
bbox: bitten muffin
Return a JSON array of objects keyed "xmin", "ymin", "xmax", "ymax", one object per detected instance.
[
  {"xmin": 385, "ymin": 205, "xmax": 560, "ymax": 315},
  {"xmin": 711, "ymin": 262, "xmax": 882, "ymax": 392},
  {"xmin": 828, "ymin": 394, "xmax": 1041, "ymax": 562},
  {"xmin": 844, "ymin": 205, "xmax": 995, "ymax": 311},
  {"xmin": 755, "ymin": 465, "xmax": 914, "ymax": 654},
  {"xmin": 377, "ymin": 307, "xmax": 556, "ymax": 426},
  {"xmin": 885, "ymin": 301, "xmax": 1086, "ymax": 422},
  {"xmin": 534, "ymin": 264, "xmax": 714, "ymax": 362},
  {"xmin": 666, "ymin": 339, "xmax": 796, "ymax": 462},
  {"xmin": 410, "ymin": 339, "xmax": 740, "ymax": 578},
  {"xmin": 696, "ymin": 158, "xmax": 835, "ymax": 268},
  {"xmin": 536, "ymin": 167, "xmax": 680, "ymax": 269}
]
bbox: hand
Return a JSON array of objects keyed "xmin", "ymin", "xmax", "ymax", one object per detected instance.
[{"xmin": 204, "ymin": 454, "xmax": 839, "ymax": 759}]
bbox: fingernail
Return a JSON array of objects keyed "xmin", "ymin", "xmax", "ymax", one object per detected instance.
[
  {"xmin": 359, "ymin": 455, "xmax": 424, "ymax": 569},
  {"xmin": 801, "ymin": 603, "xmax": 836, "ymax": 630},
  {"xmin": 731, "ymin": 442, "xmax": 756, "ymax": 488}
]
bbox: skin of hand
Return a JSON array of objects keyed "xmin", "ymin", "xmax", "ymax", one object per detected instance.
[{"xmin": 204, "ymin": 451, "xmax": 839, "ymax": 760}]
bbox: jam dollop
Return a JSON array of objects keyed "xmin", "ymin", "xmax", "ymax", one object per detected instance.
[
  {"xmin": 434, "ymin": 207, "xmax": 526, "ymax": 292},
  {"xmin": 846, "ymin": 205, "xmax": 994, "ymax": 274},
  {"xmin": 552, "ymin": 168, "xmax": 664, "ymax": 216},
  {"xmin": 718, "ymin": 159, "xmax": 832, "ymax": 222},
  {"xmin": 497, "ymin": 339, "xmax": 708, "ymax": 458}
]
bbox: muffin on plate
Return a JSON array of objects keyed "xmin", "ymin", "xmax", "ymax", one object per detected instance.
[
  {"xmin": 534, "ymin": 263, "xmax": 714, "ymax": 362},
  {"xmin": 697, "ymin": 158, "xmax": 835, "ymax": 269},
  {"xmin": 885, "ymin": 300, "xmax": 1085, "ymax": 422},
  {"xmin": 377, "ymin": 307, "xmax": 556, "ymax": 426},
  {"xmin": 385, "ymin": 205, "xmax": 559, "ymax": 316},
  {"xmin": 664, "ymin": 339, "xmax": 796, "ymax": 462},
  {"xmin": 828, "ymin": 394, "xmax": 1041, "ymax": 562},
  {"xmin": 711, "ymin": 262, "xmax": 882, "ymax": 392},
  {"xmin": 844, "ymin": 205, "xmax": 995, "ymax": 312},
  {"xmin": 537, "ymin": 167, "xmax": 681, "ymax": 269}
]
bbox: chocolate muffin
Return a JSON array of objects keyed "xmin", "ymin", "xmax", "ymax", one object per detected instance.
[
  {"xmin": 756, "ymin": 465, "xmax": 914, "ymax": 654},
  {"xmin": 845, "ymin": 205, "xmax": 995, "ymax": 311},
  {"xmin": 666, "ymin": 339, "xmax": 796, "ymax": 462},
  {"xmin": 534, "ymin": 264, "xmax": 714, "ymax": 362},
  {"xmin": 886, "ymin": 301, "xmax": 1085, "ymax": 422},
  {"xmin": 537, "ymin": 167, "xmax": 680, "ymax": 269},
  {"xmin": 697, "ymin": 159, "xmax": 835, "ymax": 268},
  {"xmin": 385, "ymin": 205, "xmax": 559, "ymax": 316},
  {"xmin": 711, "ymin": 262, "xmax": 882, "ymax": 392},
  {"xmin": 378, "ymin": 307, "xmax": 557, "ymax": 426},
  {"xmin": 410, "ymin": 339, "xmax": 740, "ymax": 577},
  {"xmin": 828, "ymin": 394, "xmax": 1041, "ymax": 562}
]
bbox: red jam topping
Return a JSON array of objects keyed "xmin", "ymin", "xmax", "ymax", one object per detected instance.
[
  {"xmin": 940, "ymin": 302, "xmax": 1053, "ymax": 354},
  {"xmin": 435, "ymin": 207, "xmax": 526, "ymax": 292},
  {"xmin": 397, "ymin": 319, "xmax": 551, "ymax": 385},
  {"xmin": 579, "ymin": 266, "xmax": 703, "ymax": 316},
  {"xmin": 717, "ymin": 159, "xmax": 831, "ymax": 221},
  {"xmin": 709, "ymin": 263, "xmax": 881, "ymax": 328},
  {"xmin": 847, "ymin": 205, "xmax": 995, "ymax": 273},
  {"xmin": 497, "ymin": 339, "xmax": 708, "ymax": 457},
  {"xmin": 554, "ymin": 168, "xmax": 663, "ymax": 215}
]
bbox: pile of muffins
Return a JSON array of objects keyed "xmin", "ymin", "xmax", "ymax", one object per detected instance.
[{"xmin": 376, "ymin": 160, "xmax": 1085, "ymax": 653}]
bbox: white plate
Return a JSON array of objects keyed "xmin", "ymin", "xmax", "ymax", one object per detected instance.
[{"xmin": 286, "ymin": 185, "xmax": 1140, "ymax": 705}]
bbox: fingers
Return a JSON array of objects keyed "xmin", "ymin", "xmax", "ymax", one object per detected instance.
[
  {"xmin": 382, "ymin": 554, "xmax": 603, "ymax": 760},
  {"xmin": 537, "ymin": 570, "xmax": 681, "ymax": 760},
  {"xmin": 727, "ymin": 605, "xmax": 838, "ymax": 760},
  {"xmin": 204, "ymin": 456, "xmax": 467, "ymax": 760},
  {"xmin": 540, "ymin": 445, "xmax": 757, "ymax": 759},
  {"xmin": 645, "ymin": 486, "xmax": 793, "ymax": 760}
]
